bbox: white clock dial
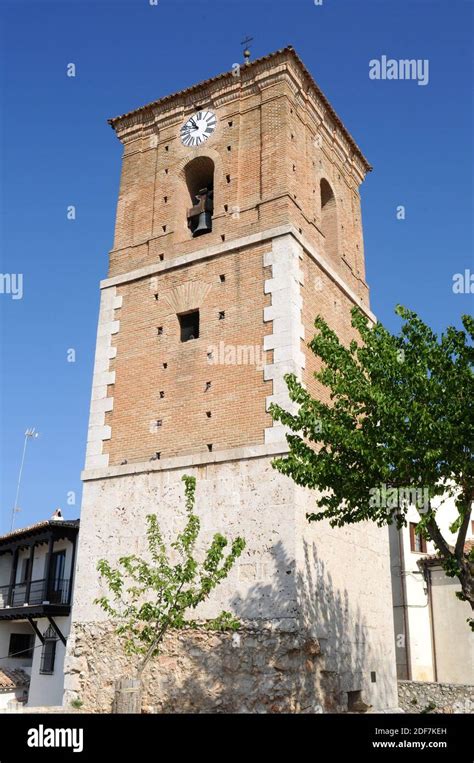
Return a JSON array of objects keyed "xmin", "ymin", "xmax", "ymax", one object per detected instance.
[{"xmin": 180, "ymin": 110, "xmax": 217, "ymax": 147}]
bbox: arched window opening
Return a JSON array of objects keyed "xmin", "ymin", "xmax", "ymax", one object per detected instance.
[
  {"xmin": 320, "ymin": 179, "xmax": 338, "ymax": 261},
  {"xmin": 185, "ymin": 157, "xmax": 215, "ymax": 238}
]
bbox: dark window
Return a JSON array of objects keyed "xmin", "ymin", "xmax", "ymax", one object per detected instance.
[
  {"xmin": 178, "ymin": 311, "xmax": 199, "ymax": 342},
  {"xmin": 409, "ymin": 523, "xmax": 427, "ymax": 553},
  {"xmin": 40, "ymin": 629, "xmax": 57, "ymax": 675},
  {"xmin": 347, "ymin": 690, "xmax": 363, "ymax": 712},
  {"xmin": 47, "ymin": 550, "xmax": 66, "ymax": 604},
  {"xmin": 8, "ymin": 633, "xmax": 34, "ymax": 659}
]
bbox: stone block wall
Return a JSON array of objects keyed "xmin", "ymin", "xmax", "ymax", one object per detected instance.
[{"xmin": 64, "ymin": 622, "xmax": 330, "ymax": 714}]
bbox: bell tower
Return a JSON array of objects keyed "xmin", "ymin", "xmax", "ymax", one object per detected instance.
[{"xmin": 65, "ymin": 47, "xmax": 398, "ymax": 713}]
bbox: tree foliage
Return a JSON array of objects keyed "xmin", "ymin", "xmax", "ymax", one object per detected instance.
[
  {"xmin": 270, "ymin": 305, "xmax": 474, "ymax": 626},
  {"xmin": 95, "ymin": 475, "xmax": 246, "ymax": 674}
]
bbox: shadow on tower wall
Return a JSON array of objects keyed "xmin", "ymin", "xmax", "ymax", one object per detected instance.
[{"xmin": 136, "ymin": 539, "xmax": 389, "ymax": 713}]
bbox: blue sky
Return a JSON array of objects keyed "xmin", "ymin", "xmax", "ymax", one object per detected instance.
[{"xmin": 0, "ymin": 0, "xmax": 472, "ymax": 532}]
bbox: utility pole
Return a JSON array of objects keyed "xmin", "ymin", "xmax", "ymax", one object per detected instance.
[{"xmin": 10, "ymin": 428, "xmax": 39, "ymax": 532}]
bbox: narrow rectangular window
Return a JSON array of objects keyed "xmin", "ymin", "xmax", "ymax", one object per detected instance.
[
  {"xmin": 40, "ymin": 638, "xmax": 57, "ymax": 675},
  {"xmin": 178, "ymin": 311, "xmax": 199, "ymax": 342},
  {"xmin": 409, "ymin": 522, "xmax": 426, "ymax": 553}
]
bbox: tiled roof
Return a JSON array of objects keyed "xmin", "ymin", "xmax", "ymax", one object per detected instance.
[
  {"xmin": 0, "ymin": 519, "xmax": 79, "ymax": 544},
  {"xmin": 419, "ymin": 540, "xmax": 474, "ymax": 566},
  {"xmin": 0, "ymin": 668, "xmax": 30, "ymax": 689},
  {"xmin": 108, "ymin": 46, "xmax": 371, "ymax": 172}
]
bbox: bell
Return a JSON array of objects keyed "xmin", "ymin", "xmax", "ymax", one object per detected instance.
[{"xmin": 192, "ymin": 211, "xmax": 213, "ymax": 237}]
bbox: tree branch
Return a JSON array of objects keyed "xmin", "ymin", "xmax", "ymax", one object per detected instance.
[{"xmin": 454, "ymin": 494, "xmax": 473, "ymax": 560}]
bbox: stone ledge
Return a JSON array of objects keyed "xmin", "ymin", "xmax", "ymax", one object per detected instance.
[
  {"xmin": 100, "ymin": 224, "xmax": 376, "ymax": 323},
  {"xmin": 81, "ymin": 441, "xmax": 290, "ymax": 482}
]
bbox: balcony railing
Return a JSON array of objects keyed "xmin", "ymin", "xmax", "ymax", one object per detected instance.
[{"xmin": 0, "ymin": 578, "xmax": 70, "ymax": 609}]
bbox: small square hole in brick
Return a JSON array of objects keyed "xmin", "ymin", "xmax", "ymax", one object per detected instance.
[
  {"xmin": 159, "ymin": 391, "xmax": 165, "ymax": 399},
  {"xmin": 205, "ymin": 381, "xmax": 212, "ymax": 391},
  {"xmin": 227, "ymin": 145, "xmax": 231, "ymax": 151},
  {"xmin": 218, "ymin": 311, "xmax": 225, "ymax": 320},
  {"xmin": 206, "ymin": 411, "xmax": 212, "ymax": 418},
  {"xmin": 228, "ymin": 121, "xmax": 233, "ymax": 127},
  {"xmin": 219, "ymin": 274, "xmax": 225, "ymax": 282},
  {"xmin": 224, "ymin": 204, "xmax": 228, "ymax": 212},
  {"xmin": 156, "ymin": 419, "xmax": 163, "ymax": 428},
  {"xmin": 164, "ymin": 196, "xmax": 168, "ymax": 203},
  {"xmin": 226, "ymin": 174, "xmax": 231, "ymax": 183},
  {"xmin": 163, "ymin": 362, "xmax": 168, "ymax": 369},
  {"xmin": 221, "ymin": 235, "xmax": 225, "ymax": 242},
  {"xmin": 165, "ymin": 146, "xmax": 169, "ymax": 152},
  {"xmin": 154, "ymin": 293, "xmax": 159, "ymax": 301},
  {"xmin": 371, "ymin": 672, "xmax": 376, "ymax": 683},
  {"xmin": 162, "ymin": 225, "xmax": 167, "ymax": 233},
  {"xmin": 207, "ymin": 444, "xmax": 213, "ymax": 452},
  {"xmin": 155, "ymin": 452, "xmax": 161, "ymax": 460},
  {"xmin": 157, "ymin": 327, "xmax": 163, "ymax": 336},
  {"xmin": 165, "ymin": 168, "xmax": 169, "ymax": 174},
  {"xmin": 159, "ymin": 254, "xmax": 164, "ymax": 261}
]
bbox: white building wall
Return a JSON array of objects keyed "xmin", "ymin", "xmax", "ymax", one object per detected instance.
[
  {"xmin": 26, "ymin": 616, "xmax": 71, "ymax": 708},
  {"xmin": 0, "ymin": 688, "xmax": 28, "ymax": 710},
  {"xmin": 429, "ymin": 569, "xmax": 474, "ymax": 684},
  {"xmin": 0, "ymin": 533, "xmax": 77, "ymax": 708},
  {"xmin": 391, "ymin": 496, "xmax": 473, "ymax": 682},
  {"xmin": 400, "ymin": 507, "xmax": 434, "ymax": 681}
]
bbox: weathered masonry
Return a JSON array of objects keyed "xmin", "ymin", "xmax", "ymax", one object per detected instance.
[{"xmin": 64, "ymin": 47, "xmax": 398, "ymax": 713}]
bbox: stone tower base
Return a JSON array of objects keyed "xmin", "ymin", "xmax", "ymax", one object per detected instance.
[{"xmin": 64, "ymin": 452, "xmax": 399, "ymax": 713}]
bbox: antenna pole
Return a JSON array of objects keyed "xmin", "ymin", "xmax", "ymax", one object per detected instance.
[{"xmin": 10, "ymin": 428, "xmax": 39, "ymax": 532}]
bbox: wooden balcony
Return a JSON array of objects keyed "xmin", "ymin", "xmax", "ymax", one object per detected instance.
[
  {"xmin": 0, "ymin": 519, "xmax": 78, "ymax": 621},
  {"xmin": 0, "ymin": 577, "xmax": 72, "ymax": 620}
]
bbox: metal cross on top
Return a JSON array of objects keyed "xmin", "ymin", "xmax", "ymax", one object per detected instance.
[{"xmin": 241, "ymin": 36, "xmax": 254, "ymax": 63}]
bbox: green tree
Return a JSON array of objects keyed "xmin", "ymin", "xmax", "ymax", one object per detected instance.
[
  {"xmin": 270, "ymin": 306, "xmax": 474, "ymax": 627},
  {"xmin": 96, "ymin": 475, "xmax": 245, "ymax": 679}
]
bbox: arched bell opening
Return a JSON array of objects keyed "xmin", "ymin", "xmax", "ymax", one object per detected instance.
[{"xmin": 185, "ymin": 157, "xmax": 215, "ymax": 238}]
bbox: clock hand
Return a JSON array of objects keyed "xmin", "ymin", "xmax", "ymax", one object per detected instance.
[{"xmin": 190, "ymin": 118, "xmax": 198, "ymax": 130}]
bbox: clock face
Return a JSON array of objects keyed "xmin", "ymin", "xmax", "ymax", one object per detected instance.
[{"xmin": 180, "ymin": 110, "xmax": 217, "ymax": 147}]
